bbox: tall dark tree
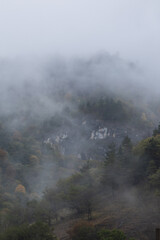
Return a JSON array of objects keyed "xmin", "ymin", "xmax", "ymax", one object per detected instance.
[
  {"xmin": 118, "ymin": 136, "xmax": 132, "ymax": 167},
  {"xmin": 104, "ymin": 142, "xmax": 116, "ymax": 166}
]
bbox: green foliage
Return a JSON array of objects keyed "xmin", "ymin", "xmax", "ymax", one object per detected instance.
[
  {"xmin": 68, "ymin": 222, "xmax": 131, "ymax": 240},
  {"xmin": 98, "ymin": 229, "xmax": 126, "ymax": 240},
  {"xmin": 149, "ymin": 168, "xmax": 160, "ymax": 189},
  {"xmin": 153, "ymin": 122, "xmax": 160, "ymax": 136},
  {"xmin": 102, "ymin": 143, "xmax": 120, "ymax": 193},
  {"xmin": 145, "ymin": 137, "xmax": 160, "ymax": 167},
  {"xmin": 133, "ymin": 134, "xmax": 160, "ymax": 183},
  {"xmin": 134, "ymin": 134, "xmax": 160, "ymax": 167},
  {"xmin": 104, "ymin": 143, "xmax": 116, "ymax": 166},
  {"xmin": 0, "ymin": 222, "xmax": 57, "ymax": 240},
  {"xmin": 56, "ymin": 170, "xmax": 95, "ymax": 219},
  {"xmin": 118, "ymin": 136, "xmax": 133, "ymax": 168},
  {"xmin": 121, "ymin": 136, "xmax": 132, "ymax": 155},
  {"xmin": 0, "ymin": 97, "xmax": 159, "ymax": 240},
  {"xmin": 79, "ymin": 97, "xmax": 129, "ymax": 122}
]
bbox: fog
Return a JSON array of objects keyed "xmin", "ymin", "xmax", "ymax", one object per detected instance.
[
  {"xmin": 0, "ymin": 53, "xmax": 154, "ymax": 122},
  {"xmin": 0, "ymin": 0, "xmax": 160, "ymax": 80},
  {"xmin": 0, "ymin": 52, "xmax": 155, "ymax": 195},
  {"xmin": 0, "ymin": 2, "xmax": 160, "ymax": 238}
]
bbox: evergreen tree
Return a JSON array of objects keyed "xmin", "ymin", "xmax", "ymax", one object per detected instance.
[
  {"xmin": 104, "ymin": 142, "xmax": 116, "ymax": 166},
  {"xmin": 118, "ymin": 136, "xmax": 132, "ymax": 167},
  {"xmin": 153, "ymin": 122, "xmax": 160, "ymax": 136}
]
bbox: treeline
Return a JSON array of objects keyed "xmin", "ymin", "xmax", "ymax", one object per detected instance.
[
  {"xmin": 0, "ymin": 113, "xmax": 159, "ymax": 239},
  {"xmin": 0, "ymin": 124, "xmax": 160, "ymax": 238},
  {"xmin": 78, "ymin": 97, "xmax": 150, "ymax": 129}
]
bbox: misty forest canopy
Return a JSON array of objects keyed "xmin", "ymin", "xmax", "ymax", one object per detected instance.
[
  {"xmin": 0, "ymin": 53, "xmax": 151, "ymax": 119},
  {"xmin": 0, "ymin": 53, "xmax": 160, "ymax": 239}
]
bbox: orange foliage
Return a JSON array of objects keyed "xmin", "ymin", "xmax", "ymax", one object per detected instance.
[
  {"xmin": 0, "ymin": 149, "xmax": 8, "ymax": 159},
  {"xmin": 0, "ymin": 149, "xmax": 8, "ymax": 167},
  {"xmin": 15, "ymin": 184, "xmax": 26, "ymax": 194},
  {"xmin": 29, "ymin": 155, "xmax": 39, "ymax": 165}
]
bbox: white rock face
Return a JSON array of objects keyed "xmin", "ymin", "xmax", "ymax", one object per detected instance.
[
  {"xmin": 44, "ymin": 138, "xmax": 53, "ymax": 147},
  {"xmin": 44, "ymin": 133, "xmax": 68, "ymax": 146},
  {"xmin": 90, "ymin": 127, "xmax": 108, "ymax": 140},
  {"xmin": 55, "ymin": 136, "xmax": 60, "ymax": 143},
  {"xmin": 54, "ymin": 133, "xmax": 68, "ymax": 144}
]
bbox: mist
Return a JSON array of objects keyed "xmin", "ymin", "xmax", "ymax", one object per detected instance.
[
  {"xmin": 0, "ymin": 52, "xmax": 157, "ymax": 196},
  {"xmin": 0, "ymin": 53, "xmax": 156, "ymax": 120},
  {"xmin": 0, "ymin": 1, "xmax": 160, "ymax": 239},
  {"xmin": 0, "ymin": 0, "xmax": 160, "ymax": 79}
]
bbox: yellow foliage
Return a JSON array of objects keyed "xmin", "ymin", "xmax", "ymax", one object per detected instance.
[
  {"xmin": 141, "ymin": 112, "xmax": 147, "ymax": 122},
  {"xmin": 15, "ymin": 184, "xmax": 26, "ymax": 194},
  {"xmin": 35, "ymin": 149, "xmax": 41, "ymax": 157},
  {"xmin": 29, "ymin": 155, "xmax": 39, "ymax": 165}
]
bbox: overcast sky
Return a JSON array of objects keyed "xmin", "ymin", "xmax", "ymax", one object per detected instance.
[{"xmin": 0, "ymin": 0, "xmax": 160, "ymax": 77}]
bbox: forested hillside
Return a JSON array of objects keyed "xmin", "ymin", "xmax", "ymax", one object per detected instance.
[{"xmin": 0, "ymin": 55, "xmax": 160, "ymax": 240}]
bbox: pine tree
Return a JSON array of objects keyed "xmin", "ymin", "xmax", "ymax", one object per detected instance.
[{"xmin": 104, "ymin": 142, "xmax": 116, "ymax": 166}]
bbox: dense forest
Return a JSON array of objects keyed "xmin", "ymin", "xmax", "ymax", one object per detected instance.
[{"xmin": 0, "ymin": 55, "xmax": 160, "ymax": 240}]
